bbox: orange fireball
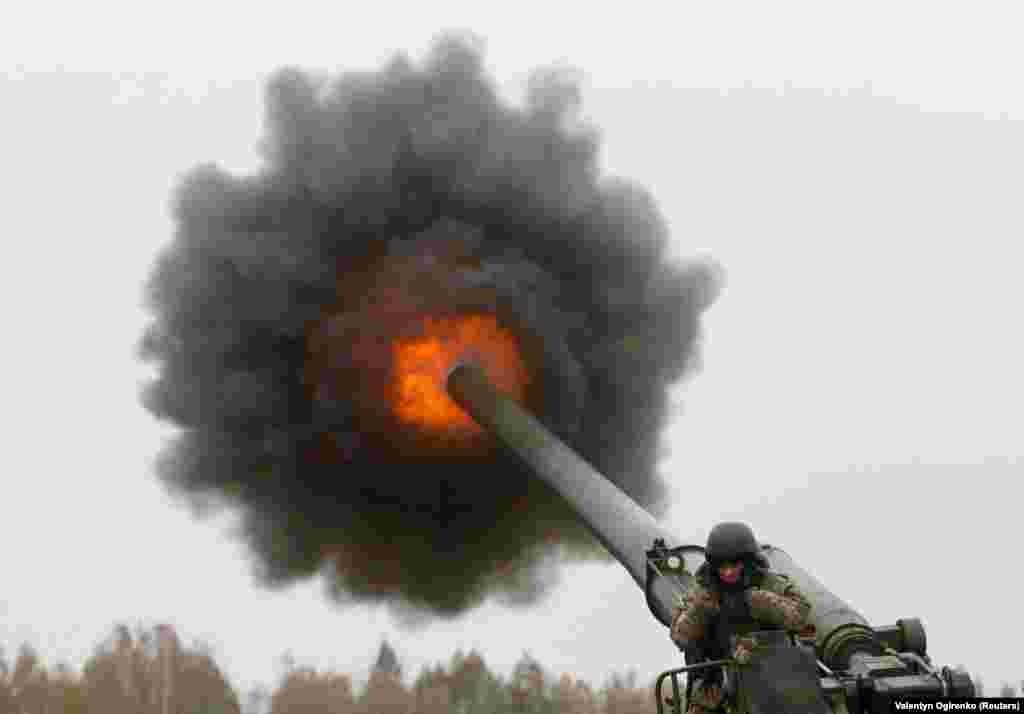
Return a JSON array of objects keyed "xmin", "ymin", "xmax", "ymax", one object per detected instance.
[{"xmin": 391, "ymin": 314, "xmax": 529, "ymax": 434}]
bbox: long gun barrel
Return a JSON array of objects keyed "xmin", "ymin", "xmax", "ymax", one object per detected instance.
[
  {"xmin": 448, "ymin": 362, "xmax": 873, "ymax": 669},
  {"xmin": 447, "ymin": 361, "xmax": 686, "ymax": 628}
]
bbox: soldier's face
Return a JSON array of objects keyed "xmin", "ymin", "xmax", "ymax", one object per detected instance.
[{"xmin": 717, "ymin": 560, "xmax": 743, "ymax": 584}]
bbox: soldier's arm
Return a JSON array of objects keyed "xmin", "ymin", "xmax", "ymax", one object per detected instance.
[
  {"xmin": 670, "ymin": 585, "xmax": 719, "ymax": 645},
  {"xmin": 746, "ymin": 575, "xmax": 811, "ymax": 632}
]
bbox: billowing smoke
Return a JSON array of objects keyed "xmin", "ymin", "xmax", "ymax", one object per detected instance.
[{"xmin": 140, "ymin": 34, "xmax": 718, "ymax": 620}]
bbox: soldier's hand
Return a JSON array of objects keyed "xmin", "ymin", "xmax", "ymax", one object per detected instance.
[{"xmin": 733, "ymin": 636, "xmax": 758, "ymax": 665}]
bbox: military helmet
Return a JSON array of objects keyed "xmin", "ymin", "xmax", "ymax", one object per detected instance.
[{"xmin": 705, "ymin": 522, "xmax": 760, "ymax": 564}]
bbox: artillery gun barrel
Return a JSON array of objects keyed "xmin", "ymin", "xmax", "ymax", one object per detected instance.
[
  {"xmin": 446, "ymin": 362, "xmax": 877, "ymax": 669},
  {"xmin": 446, "ymin": 361, "xmax": 686, "ymax": 626}
]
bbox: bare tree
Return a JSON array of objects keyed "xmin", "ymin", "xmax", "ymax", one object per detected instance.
[{"xmin": 80, "ymin": 623, "xmax": 239, "ymax": 714}]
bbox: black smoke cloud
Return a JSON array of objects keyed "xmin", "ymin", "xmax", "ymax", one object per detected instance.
[{"xmin": 140, "ymin": 34, "xmax": 718, "ymax": 619}]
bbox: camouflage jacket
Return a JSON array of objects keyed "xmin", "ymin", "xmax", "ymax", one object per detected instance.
[{"xmin": 669, "ymin": 570, "xmax": 811, "ymax": 651}]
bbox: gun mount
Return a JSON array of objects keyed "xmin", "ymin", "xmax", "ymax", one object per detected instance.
[{"xmin": 446, "ymin": 362, "xmax": 974, "ymax": 713}]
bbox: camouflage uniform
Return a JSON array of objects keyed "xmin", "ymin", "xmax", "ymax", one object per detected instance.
[
  {"xmin": 670, "ymin": 570, "xmax": 812, "ymax": 713},
  {"xmin": 671, "ymin": 571, "xmax": 811, "ymax": 643}
]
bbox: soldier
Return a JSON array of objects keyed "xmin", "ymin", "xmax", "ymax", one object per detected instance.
[{"xmin": 670, "ymin": 522, "xmax": 812, "ymax": 713}]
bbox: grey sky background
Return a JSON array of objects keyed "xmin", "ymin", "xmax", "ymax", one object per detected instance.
[{"xmin": 2, "ymin": 0, "xmax": 1022, "ymax": 699}]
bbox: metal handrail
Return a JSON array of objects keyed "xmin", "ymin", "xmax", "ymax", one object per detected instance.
[{"xmin": 655, "ymin": 659, "xmax": 734, "ymax": 714}]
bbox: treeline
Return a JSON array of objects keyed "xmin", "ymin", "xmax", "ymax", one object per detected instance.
[
  {"xmin": 0, "ymin": 624, "xmax": 652, "ymax": 714},
  {"xmin": 0, "ymin": 625, "xmax": 239, "ymax": 714},
  {"xmin": 2, "ymin": 624, "xmax": 1017, "ymax": 713}
]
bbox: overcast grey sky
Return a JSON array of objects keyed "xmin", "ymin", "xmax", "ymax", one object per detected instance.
[{"xmin": 2, "ymin": 0, "xmax": 1022, "ymax": 700}]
